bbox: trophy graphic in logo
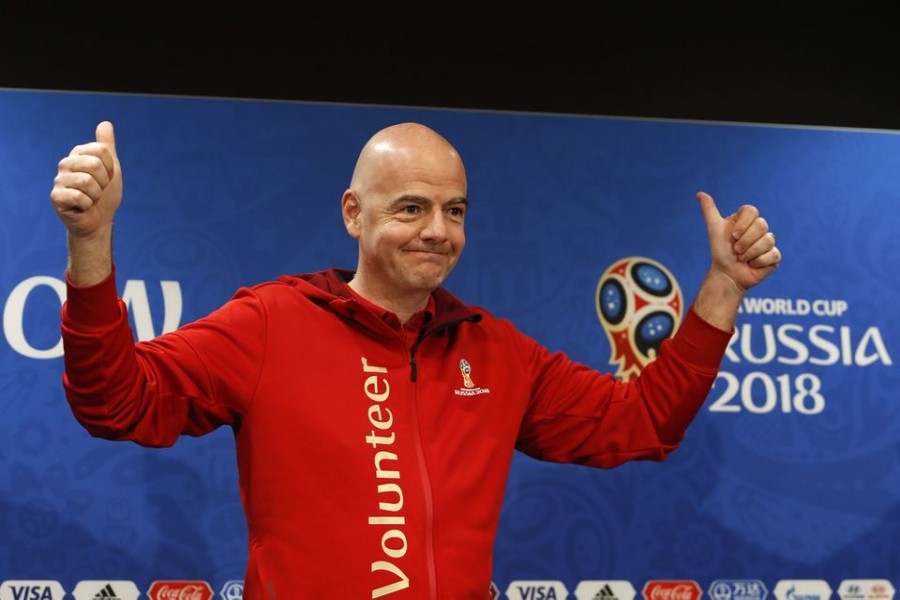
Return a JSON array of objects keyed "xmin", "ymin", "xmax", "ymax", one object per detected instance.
[
  {"xmin": 459, "ymin": 359, "xmax": 475, "ymax": 388},
  {"xmin": 596, "ymin": 256, "xmax": 683, "ymax": 381}
]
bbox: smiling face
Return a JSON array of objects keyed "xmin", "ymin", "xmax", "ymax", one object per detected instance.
[{"xmin": 342, "ymin": 123, "xmax": 468, "ymax": 304}]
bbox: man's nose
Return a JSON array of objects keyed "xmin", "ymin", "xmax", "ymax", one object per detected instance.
[{"xmin": 420, "ymin": 211, "xmax": 448, "ymax": 240}]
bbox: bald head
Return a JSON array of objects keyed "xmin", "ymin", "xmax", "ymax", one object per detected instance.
[
  {"xmin": 349, "ymin": 123, "xmax": 466, "ymax": 196},
  {"xmin": 340, "ymin": 122, "xmax": 469, "ymax": 315}
]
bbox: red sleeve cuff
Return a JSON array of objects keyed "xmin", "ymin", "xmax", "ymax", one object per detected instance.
[
  {"xmin": 668, "ymin": 305, "xmax": 735, "ymax": 369},
  {"xmin": 63, "ymin": 266, "xmax": 121, "ymax": 327}
]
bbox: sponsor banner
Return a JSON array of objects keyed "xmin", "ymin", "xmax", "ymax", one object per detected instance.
[
  {"xmin": 506, "ymin": 580, "xmax": 569, "ymax": 599},
  {"xmin": 708, "ymin": 580, "xmax": 768, "ymax": 600},
  {"xmin": 218, "ymin": 581, "xmax": 243, "ymax": 600},
  {"xmin": 773, "ymin": 581, "xmax": 833, "ymax": 600},
  {"xmin": 73, "ymin": 581, "xmax": 141, "ymax": 600},
  {"xmin": 147, "ymin": 581, "xmax": 214, "ymax": 600},
  {"xmin": 575, "ymin": 580, "xmax": 637, "ymax": 600},
  {"xmin": 643, "ymin": 581, "xmax": 703, "ymax": 600},
  {"xmin": 0, "ymin": 581, "xmax": 66, "ymax": 600},
  {"xmin": 837, "ymin": 580, "xmax": 895, "ymax": 600}
]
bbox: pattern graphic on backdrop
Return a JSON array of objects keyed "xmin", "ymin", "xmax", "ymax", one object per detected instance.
[{"xmin": 595, "ymin": 257, "xmax": 684, "ymax": 381}]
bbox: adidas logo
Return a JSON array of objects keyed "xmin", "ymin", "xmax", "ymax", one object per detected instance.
[
  {"xmin": 594, "ymin": 584, "xmax": 621, "ymax": 600},
  {"xmin": 93, "ymin": 584, "xmax": 122, "ymax": 599}
]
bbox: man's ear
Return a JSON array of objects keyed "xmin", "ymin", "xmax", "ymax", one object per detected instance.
[{"xmin": 341, "ymin": 190, "xmax": 362, "ymax": 239}]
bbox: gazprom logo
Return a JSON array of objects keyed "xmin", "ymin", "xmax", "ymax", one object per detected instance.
[
  {"xmin": 773, "ymin": 580, "xmax": 832, "ymax": 600},
  {"xmin": 3, "ymin": 275, "xmax": 183, "ymax": 359}
]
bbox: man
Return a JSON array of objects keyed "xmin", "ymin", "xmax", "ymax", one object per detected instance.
[{"xmin": 51, "ymin": 121, "xmax": 780, "ymax": 599}]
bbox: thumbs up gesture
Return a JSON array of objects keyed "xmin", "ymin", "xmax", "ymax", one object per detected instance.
[
  {"xmin": 50, "ymin": 121, "xmax": 123, "ymax": 239},
  {"xmin": 50, "ymin": 121, "xmax": 123, "ymax": 285},
  {"xmin": 689, "ymin": 191, "xmax": 782, "ymax": 331},
  {"xmin": 696, "ymin": 191, "xmax": 781, "ymax": 292}
]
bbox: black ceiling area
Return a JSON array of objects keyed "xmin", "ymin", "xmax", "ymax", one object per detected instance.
[{"xmin": 2, "ymin": 20, "xmax": 897, "ymax": 131}]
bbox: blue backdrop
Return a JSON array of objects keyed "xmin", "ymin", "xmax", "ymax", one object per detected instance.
[{"xmin": 1, "ymin": 88, "xmax": 897, "ymax": 599}]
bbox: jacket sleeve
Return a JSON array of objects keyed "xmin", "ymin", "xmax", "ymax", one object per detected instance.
[
  {"xmin": 514, "ymin": 306, "xmax": 732, "ymax": 468},
  {"xmin": 60, "ymin": 268, "xmax": 266, "ymax": 448}
]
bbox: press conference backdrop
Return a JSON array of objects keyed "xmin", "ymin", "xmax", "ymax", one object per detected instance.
[{"xmin": 1, "ymin": 88, "xmax": 897, "ymax": 600}]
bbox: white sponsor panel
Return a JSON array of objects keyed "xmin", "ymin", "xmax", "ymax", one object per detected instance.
[
  {"xmin": 708, "ymin": 579, "xmax": 768, "ymax": 600},
  {"xmin": 837, "ymin": 580, "xmax": 895, "ymax": 600},
  {"xmin": 0, "ymin": 580, "xmax": 66, "ymax": 600},
  {"xmin": 574, "ymin": 580, "xmax": 636, "ymax": 600},
  {"xmin": 506, "ymin": 580, "xmax": 569, "ymax": 600},
  {"xmin": 773, "ymin": 580, "xmax": 832, "ymax": 600},
  {"xmin": 218, "ymin": 581, "xmax": 243, "ymax": 600},
  {"xmin": 73, "ymin": 580, "xmax": 140, "ymax": 600}
]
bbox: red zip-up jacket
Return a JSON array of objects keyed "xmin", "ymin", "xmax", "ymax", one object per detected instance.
[{"xmin": 60, "ymin": 267, "xmax": 732, "ymax": 599}]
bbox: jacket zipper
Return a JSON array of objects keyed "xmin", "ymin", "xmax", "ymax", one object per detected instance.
[
  {"xmin": 409, "ymin": 315, "xmax": 479, "ymax": 383},
  {"xmin": 404, "ymin": 317, "xmax": 477, "ymax": 599},
  {"xmin": 404, "ymin": 333, "xmax": 437, "ymax": 600}
]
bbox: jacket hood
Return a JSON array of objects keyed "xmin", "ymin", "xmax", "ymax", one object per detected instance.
[{"xmin": 276, "ymin": 268, "xmax": 482, "ymax": 333}]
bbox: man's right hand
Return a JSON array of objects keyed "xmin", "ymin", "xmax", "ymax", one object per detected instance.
[
  {"xmin": 50, "ymin": 121, "xmax": 122, "ymax": 285},
  {"xmin": 51, "ymin": 121, "xmax": 122, "ymax": 237}
]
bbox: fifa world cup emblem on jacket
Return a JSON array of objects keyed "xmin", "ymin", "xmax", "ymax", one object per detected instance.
[{"xmin": 459, "ymin": 359, "xmax": 475, "ymax": 388}]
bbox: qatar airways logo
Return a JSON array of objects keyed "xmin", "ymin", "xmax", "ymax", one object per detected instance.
[{"xmin": 2, "ymin": 275, "xmax": 182, "ymax": 359}]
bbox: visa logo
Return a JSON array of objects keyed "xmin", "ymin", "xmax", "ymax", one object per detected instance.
[
  {"xmin": 515, "ymin": 586, "xmax": 562, "ymax": 600},
  {"xmin": 0, "ymin": 581, "xmax": 64, "ymax": 600},
  {"xmin": 8, "ymin": 587, "xmax": 55, "ymax": 600}
]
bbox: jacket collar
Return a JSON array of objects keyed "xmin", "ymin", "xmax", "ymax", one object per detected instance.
[{"xmin": 277, "ymin": 268, "xmax": 482, "ymax": 335}]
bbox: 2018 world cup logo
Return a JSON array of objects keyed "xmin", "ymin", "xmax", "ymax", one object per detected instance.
[
  {"xmin": 596, "ymin": 256, "xmax": 683, "ymax": 381},
  {"xmin": 459, "ymin": 359, "xmax": 475, "ymax": 388}
]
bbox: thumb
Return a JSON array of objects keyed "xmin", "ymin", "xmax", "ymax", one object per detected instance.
[
  {"xmin": 94, "ymin": 120, "xmax": 119, "ymax": 180},
  {"xmin": 696, "ymin": 191, "xmax": 722, "ymax": 224},
  {"xmin": 95, "ymin": 120, "xmax": 117, "ymax": 154},
  {"xmin": 697, "ymin": 190, "xmax": 733, "ymax": 239}
]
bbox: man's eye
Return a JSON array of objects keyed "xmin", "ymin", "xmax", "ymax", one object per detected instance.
[
  {"xmin": 449, "ymin": 207, "xmax": 465, "ymax": 217},
  {"xmin": 403, "ymin": 205, "xmax": 420, "ymax": 214}
]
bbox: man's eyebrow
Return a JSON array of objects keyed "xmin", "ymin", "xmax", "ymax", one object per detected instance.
[
  {"xmin": 391, "ymin": 195, "xmax": 429, "ymax": 206},
  {"xmin": 390, "ymin": 195, "xmax": 468, "ymax": 207}
]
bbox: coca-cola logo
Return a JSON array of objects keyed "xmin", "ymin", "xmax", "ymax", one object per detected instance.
[
  {"xmin": 147, "ymin": 581, "xmax": 214, "ymax": 600},
  {"xmin": 644, "ymin": 581, "xmax": 703, "ymax": 600}
]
